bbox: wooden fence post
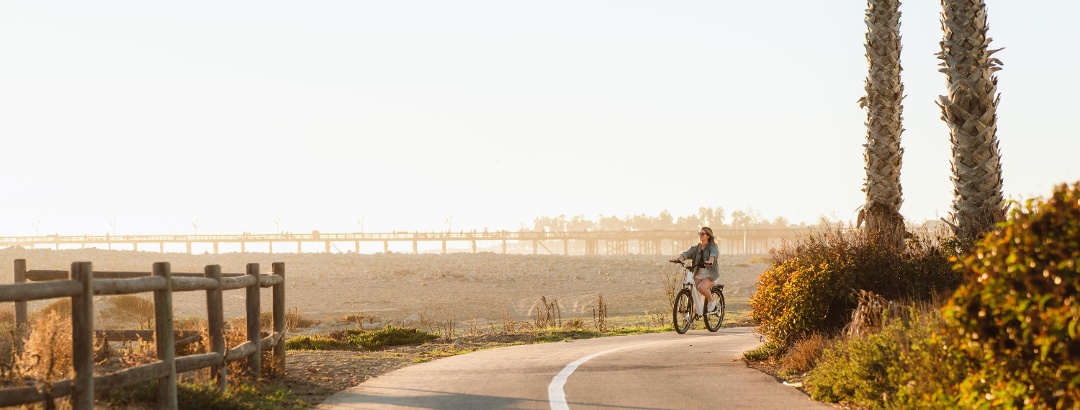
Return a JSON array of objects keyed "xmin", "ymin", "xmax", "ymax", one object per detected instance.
[
  {"xmin": 13, "ymin": 259, "xmax": 27, "ymax": 354},
  {"xmin": 205, "ymin": 265, "xmax": 227, "ymax": 391},
  {"xmin": 245, "ymin": 263, "xmax": 261, "ymax": 381},
  {"xmin": 70, "ymin": 262, "xmax": 95, "ymax": 410},
  {"xmin": 272, "ymin": 263, "xmax": 285, "ymax": 372},
  {"xmin": 152, "ymin": 262, "xmax": 178, "ymax": 410}
]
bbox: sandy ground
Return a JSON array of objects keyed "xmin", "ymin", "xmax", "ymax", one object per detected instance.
[
  {"xmin": 1, "ymin": 248, "xmax": 769, "ymax": 328},
  {"xmin": 2, "ymin": 247, "xmax": 773, "ymax": 407}
]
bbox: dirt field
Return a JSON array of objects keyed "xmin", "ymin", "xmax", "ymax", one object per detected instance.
[
  {"xmin": 2, "ymin": 247, "xmax": 773, "ymax": 406},
  {"xmin": 1, "ymin": 248, "xmax": 768, "ymax": 328}
]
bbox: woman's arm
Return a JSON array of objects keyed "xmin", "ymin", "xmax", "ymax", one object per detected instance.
[{"xmin": 678, "ymin": 246, "xmax": 694, "ymax": 261}]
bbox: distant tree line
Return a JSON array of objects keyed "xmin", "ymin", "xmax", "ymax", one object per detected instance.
[{"xmin": 530, "ymin": 207, "xmax": 807, "ymax": 232}]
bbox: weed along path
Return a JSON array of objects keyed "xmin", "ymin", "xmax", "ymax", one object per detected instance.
[{"xmin": 317, "ymin": 327, "xmax": 830, "ymax": 409}]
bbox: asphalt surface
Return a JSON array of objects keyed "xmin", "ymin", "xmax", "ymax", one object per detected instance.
[{"xmin": 317, "ymin": 327, "xmax": 832, "ymax": 409}]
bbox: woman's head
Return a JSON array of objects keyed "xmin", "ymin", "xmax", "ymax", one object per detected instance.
[{"xmin": 698, "ymin": 227, "xmax": 715, "ymax": 243}]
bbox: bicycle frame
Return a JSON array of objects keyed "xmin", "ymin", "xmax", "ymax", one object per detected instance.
[{"xmin": 682, "ymin": 267, "xmax": 704, "ymax": 316}]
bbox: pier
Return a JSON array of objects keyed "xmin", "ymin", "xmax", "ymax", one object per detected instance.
[{"xmin": 0, "ymin": 228, "xmax": 812, "ymax": 255}]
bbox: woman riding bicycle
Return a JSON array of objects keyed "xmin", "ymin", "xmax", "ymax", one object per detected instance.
[{"xmin": 669, "ymin": 227, "xmax": 720, "ymax": 314}]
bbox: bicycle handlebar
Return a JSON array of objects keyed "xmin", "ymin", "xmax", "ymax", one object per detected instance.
[
  {"xmin": 669, "ymin": 259, "xmax": 713, "ymax": 267},
  {"xmin": 670, "ymin": 260, "xmax": 692, "ymax": 270}
]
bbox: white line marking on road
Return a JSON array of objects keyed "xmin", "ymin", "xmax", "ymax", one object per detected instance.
[
  {"xmin": 548, "ymin": 339, "xmax": 683, "ymax": 410},
  {"xmin": 548, "ymin": 346, "xmax": 631, "ymax": 410}
]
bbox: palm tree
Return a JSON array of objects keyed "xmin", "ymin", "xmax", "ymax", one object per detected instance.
[
  {"xmin": 858, "ymin": 0, "xmax": 907, "ymax": 243},
  {"xmin": 937, "ymin": 0, "xmax": 1006, "ymax": 244}
]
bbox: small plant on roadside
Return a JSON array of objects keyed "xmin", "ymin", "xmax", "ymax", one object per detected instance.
[
  {"xmin": 439, "ymin": 310, "xmax": 456, "ymax": 341},
  {"xmin": 658, "ymin": 262, "xmax": 682, "ymax": 307},
  {"xmin": 349, "ymin": 326, "xmax": 439, "ymax": 350},
  {"xmin": 417, "ymin": 309, "xmax": 457, "ymax": 340},
  {"xmin": 563, "ymin": 318, "xmax": 585, "ymax": 330},
  {"xmin": 286, "ymin": 334, "xmax": 354, "ymax": 351},
  {"xmin": 500, "ymin": 309, "xmax": 516, "ymax": 333},
  {"xmin": 743, "ymin": 347, "xmax": 774, "ymax": 362},
  {"xmin": 532, "ymin": 329, "xmax": 602, "ymax": 343},
  {"xmin": 592, "ymin": 294, "xmax": 607, "ymax": 333},
  {"xmin": 417, "ymin": 310, "xmax": 436, "ymax": 330},
  {"xmin": 781, "ymin": 333, "xmax": 828, "ymax": 376},
  {"xmin": 465, "ymin": 316, "xmax": 483, "ymax": 337},
  {"xmin": 533, "ymin": 296, "xmax": 561, "ymax": 329},
  {"xmin": 340, "ymin": 311, "xmax": 372, "ymax": 326},
  {"xmin": 287, "ymin": 307, "xmax": 320, "ymax": 331},
  {"xmin": 644, "ymin": 309, "xmax": 667, "ymax": 328}
]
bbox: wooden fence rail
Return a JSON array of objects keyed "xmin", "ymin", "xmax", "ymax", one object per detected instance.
[{"xmin": 0, "ymin": 259, "xmax": 286, "ymax": 410}]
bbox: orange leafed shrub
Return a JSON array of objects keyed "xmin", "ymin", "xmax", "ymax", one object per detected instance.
[{"xmin": 943, "ymin": 182, "xmax": 1080, "ymax": 408}]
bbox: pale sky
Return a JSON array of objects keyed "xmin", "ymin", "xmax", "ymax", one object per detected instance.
[{"xmin": 1, "ymin": 1, "xmax": 1077, "ymax": 236}]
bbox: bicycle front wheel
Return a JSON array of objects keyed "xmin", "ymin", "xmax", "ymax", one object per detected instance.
[
  {"xmin": 703, "ymin": 288, "xmax": 726, "ymax": 332},
  {"xmin": 672, "ymin": 289, "xmax": 693, "ymax": 334}
]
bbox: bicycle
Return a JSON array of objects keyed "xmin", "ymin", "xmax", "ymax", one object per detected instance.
[{"xmin": 669, "ymin": 260, "xmax": 725, "ymax": 334}]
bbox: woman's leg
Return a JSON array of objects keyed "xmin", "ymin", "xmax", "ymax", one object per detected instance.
[{"xmin": 695, "ymin": 277, "xmax": 714, "ymax": 306}]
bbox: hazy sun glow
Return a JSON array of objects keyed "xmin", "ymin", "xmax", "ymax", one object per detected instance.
[{"xmin": 1, "ymin": 1, "xmax": 1075, "ymax": 236}]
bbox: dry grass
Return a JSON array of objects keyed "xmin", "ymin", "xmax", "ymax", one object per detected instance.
[
  {"xmin": 658, "ymin": 263, "xmax": 683, "ymax": 306},
  {"xmin": 17, "ymin": 311, "xmax": 73, "ymax": 384},
  {"xmin": 781, "ymin": 333, "xmax": 829, "ymax": 376},
  {"xmin": 100, "ymin": 295, "xmax": 155, "ymax": 330},
  {"xmin": 845, "ymin": 290, "xmax": 905, "ymax": 337},
  {"xmin": 592, "ymin": 294, "xmax": 608, "ymax": 333},
  {"xmin": 0, "ymin": 309, "xmax": 17, "ymax": 379},
  {"xmin": 533, "ymin": 296, "xmax": 561, "ymax": 329}
]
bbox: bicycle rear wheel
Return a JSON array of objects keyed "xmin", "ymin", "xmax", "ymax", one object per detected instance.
[
  {"xmin": 672, "ymin": 289, "xmax": 693, "ymax": 334},
  {"xmin": 703, "ymin": 288, "xmax": 725, "ymax": 332}
]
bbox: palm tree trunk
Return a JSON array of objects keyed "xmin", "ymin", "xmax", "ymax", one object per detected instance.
[
  {"xmin": 858, "ymin": 0, "xmax": 906, "ymax": 243},
  {"xmin": 937, "ymin": 0, "xmax": 1006, "ymax": 244}
]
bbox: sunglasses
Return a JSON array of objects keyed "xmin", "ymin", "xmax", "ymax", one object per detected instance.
[{"xmin": 698, "ymin": 232, "xmax": 707, "ymax": 236}]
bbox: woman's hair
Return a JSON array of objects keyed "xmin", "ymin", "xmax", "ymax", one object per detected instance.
[{"xmin": 701, "ymin": 227, "xmax": 716, "ymax": 244}]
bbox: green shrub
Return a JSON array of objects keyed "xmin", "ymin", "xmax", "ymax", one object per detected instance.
[
  {"xmin": 348, "ymin": 326, "xmax": 439, "ymax": 350},
  {"xmin": 743, "ymin": 346, "xmax": 774, "ymax": 362},
  {"xmin": 806, "ymin": 329, "xmax": 895, "ymax": 408},
  {"xmin": 531, "ymin": 329, "xmax": 602, "ymax": 343},
  {"xmin": 285, "ymin": 335, "xmax": 354, "ymax": 351},
  {"xmin": 751, "ymin": 227, "xmax": 959, "ymax": 352},
  {"xmin": 942, "ymin": 182, "xmax": 1080, "ymax": 408},
  {"xmin": 106, "ymin": 380, "xmax": 306, "ymax": 409},
  {"xmin": 286, "ymin": 326, "xmax": 439, "ymax": 351},
  {"xmin": 806, "ymin": 302, "xmax": 973, "ymax": 408}
]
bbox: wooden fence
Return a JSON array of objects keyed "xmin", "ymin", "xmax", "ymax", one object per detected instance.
[{"xmin": 0, "ymin": 259, "xmax": 286, "ymax": 409}]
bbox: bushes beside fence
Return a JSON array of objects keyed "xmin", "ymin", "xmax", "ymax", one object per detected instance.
[{"xmin": 0, "ymin": 260, "xmax": 286, "ymax": 409}]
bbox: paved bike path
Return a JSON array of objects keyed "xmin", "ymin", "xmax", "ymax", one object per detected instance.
[{"xmin": 317, "ymin": 327, "xmax": 831, "ymax": 409}]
